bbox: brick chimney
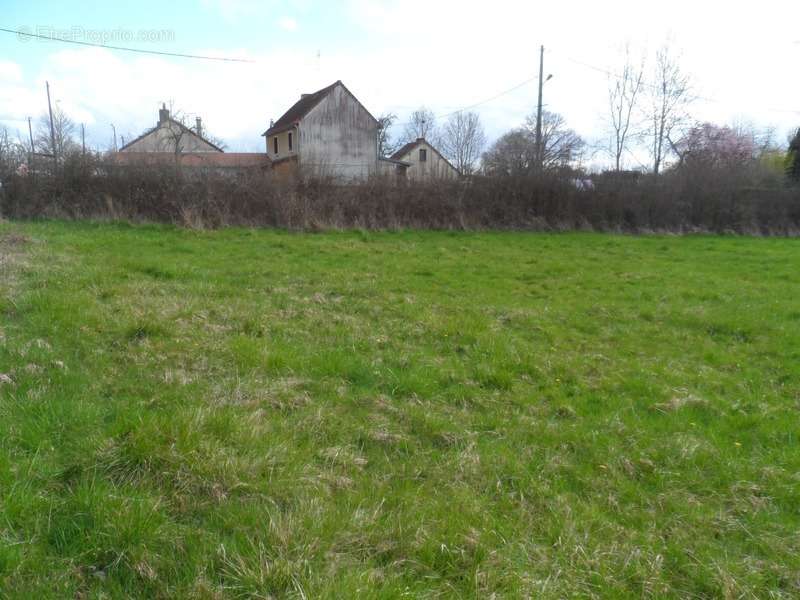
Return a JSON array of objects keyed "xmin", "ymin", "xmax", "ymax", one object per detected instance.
[
  {"xmin": 158, "ymin": 103, "xmax": 169, "ymax": 124},
  {"xmin": 195, "ymin": 117, "xmax": 203, "ymax": 137}
]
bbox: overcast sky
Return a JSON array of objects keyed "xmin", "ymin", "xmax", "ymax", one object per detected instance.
[{"xmin": 2, "ymin": 0, "xmax": 799, "ymax": 168}]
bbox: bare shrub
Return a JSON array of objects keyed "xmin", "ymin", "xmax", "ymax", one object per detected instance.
[{"xmin": 1, "ymin": 153, "xmax": 799, "ymax": 235}]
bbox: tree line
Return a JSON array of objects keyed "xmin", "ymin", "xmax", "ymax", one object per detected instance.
[
  {"xmin": 378, "ymin": 41, "xmax": 800, "ymax": 184},
  {"xmin": 2, "ymin": 42, "xmax": 800, "ymax": 185}
]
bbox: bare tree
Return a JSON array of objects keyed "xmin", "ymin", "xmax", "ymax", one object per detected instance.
[
  {"xmin": 196, "ymin": 120, "xmax": 227, "ymax": 151},
  {"xmin": 35, "ymin": 105, "xmax": 77, "ymax": 158},
  {"xmin": 377, "ymin": 112, "xmax": 399, "ymax": 157},
  {"xmin": 524, "ymin": 111, "xmax": 585, "ymax": 169},
  {"xmin": 483, "ymin": 110, "xmax": 584, "ymax": 175},
  {"xmin": 440, "ymin": 111, "xmax": 486, "ymax": 175},
  {"xmin": 154, "ymin": 106, "xmax": 225, "ymax": 164},
  {"xmin": 606, "ymin": 46, "xmax": 644, "ymax": 171},
  {"xmin": 401, "ymin": 107, "xmax": 438, "ymax": 145},
  {"xmin": 646, "ymin": 43, "xmax": 692, "ymax": 174},
  {"xmin": 0, "ymin": 127, "xmax": 25, "ymax": 178},
  {"xmin": 482, "ymin": 129, "xmax": 535, "ymax": 176},
  {"xmin": 731, "ymin": 119, "xmax": 778, "ymax": 156},
  {"xmin": 156, "ymin": 116, "xmax": 190, "ymax": 163}
]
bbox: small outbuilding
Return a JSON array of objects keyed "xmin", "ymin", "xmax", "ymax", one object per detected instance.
[{"xmin": 390, "ymin": 138, "xmax": 460, "ymax": 181}]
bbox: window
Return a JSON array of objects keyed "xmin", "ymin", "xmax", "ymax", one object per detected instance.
[
  {"xmin": 419, "ymin": 148, "xmax": 427, "ymax": 162},
  {"xmin": 288, "ymin": 132, "xmax": 293, "ymax": 151},
  {"xmin": 273, "ymin": 137, "xmax": 279, "ymax": 155}
]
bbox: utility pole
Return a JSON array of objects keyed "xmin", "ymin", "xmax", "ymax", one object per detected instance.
[
  {"xmin": 110, "ymin": 123, "xmax": 117, "ymax": 152},
  {"xmin": 46, "ymin": 81, "xmax": 57, "ymax": 165},
  {"xmin": 535, "ymin": 45, "xmax": 544, "ymax": 171},
  {"xmin": 81, "ymin": 123, "xmax": 85, "ymax": 154},
  {"xmin": 27, "ymin": 116, "xmax": 34, "ymax": 158}
]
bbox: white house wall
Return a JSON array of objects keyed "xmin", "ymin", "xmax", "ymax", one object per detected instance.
[
  {"xmin": 399, "ymin": 141, "xmax": 459, "ymax": 181},
  {"xmin": 266, "ymin": 129, "xmax": 296, "ymax": 160},
  {"xmin": 299, "ymin": 85, "xmax": 378, "ymax": 180},
  {"xmin": 122, "ymin": 122, "xmax": 220, "ymax": 153}
]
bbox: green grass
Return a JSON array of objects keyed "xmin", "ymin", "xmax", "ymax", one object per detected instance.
[{"xmin": 1, "ymin": 221, "xmax": 799, "ymax": 598}]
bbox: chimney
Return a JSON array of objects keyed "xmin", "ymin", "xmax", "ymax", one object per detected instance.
[
  {"xmin": 195, "ymin": 117, "xmax": 203, "ymax": 137},
  {"xmin": 158, "ymin": 103, "xmax": 169, "ymax": 124},
  {"xmin": 417, "ymin": 137, "xmax": 424, "ymax": 142},
  {"xmin": 269, "ymin": 118, "xmax": 274, "ymax": 128},
  {"xmin": 301, "ymin": 93, "xmax": 310, "ymax": 99}
]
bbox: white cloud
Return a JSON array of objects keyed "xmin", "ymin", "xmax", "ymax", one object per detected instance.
[
  {"xmin": 0, "ymin": 45, "xmax": 337, "ymax": 151},
  {"xmin": 200, "ymin": 0, "xmax": 264, "ymax": 22},
  {"xmin": 278, "ymin": 17, "xmax": 298, "ymax": 32},
  {"xmin": 0, "ymin": 61, "xmax": 22, "ymax": 82},
  {"xmin": 202, "ymin": 0, "xmax": 311, "ymax": 23},
  {"xmin": 0, "ymin": 60, "xmax": 40, "ymax": 127},
  {"xmin": 343, "ymin": 0, "xmax": 800, "ymax": 163},
  {"xmin": 3, "ymin": 1, "xmax": 800, "ymax": 165}
]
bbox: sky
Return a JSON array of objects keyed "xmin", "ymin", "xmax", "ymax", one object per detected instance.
[{"xmin": 1, "ymin": 0, "xmax": 799, "ymax": 168}]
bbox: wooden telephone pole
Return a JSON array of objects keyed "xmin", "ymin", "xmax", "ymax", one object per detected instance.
[
  {"xmin": 535, "ymin": 45, "xmax": 544, "ymax": 171},
  {"xmin": 45, "ymin": 81, "xmax": 57, "ymax": 165},
  {"xmin": 27, "ymin": 116, "xmax": 34, "ymax": 158}
]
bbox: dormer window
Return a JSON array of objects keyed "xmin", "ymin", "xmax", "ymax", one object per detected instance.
[{"xmin": 419, "ymin": 148, "xmax": 427, "ymax": 162}]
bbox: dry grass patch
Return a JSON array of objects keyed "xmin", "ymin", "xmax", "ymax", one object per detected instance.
[{"xmin": 1, "ymin": 222, "xmax": 798, "ymax": 598}]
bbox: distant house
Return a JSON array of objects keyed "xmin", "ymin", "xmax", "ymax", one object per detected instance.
[
  {"xmin": 119, "ymin": 104, "xmax": 223, "ymax": 154},
  {"xmin": 262, "ymin": 80, "xmax": 382, "ymax": 180},
  {"xmin": 391, "ymin": 138, "xmax": 460, "ymax": 181},
  {"xmin": 114, "ymin": 104, "xmax": 269, "ymax": 174},
  {"xmin": 112, "ymin": 151, "xmax": 270, "ymax": 175}
]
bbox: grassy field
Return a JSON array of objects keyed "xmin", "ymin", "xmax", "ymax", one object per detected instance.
[{"xmin": 0, "ymin": 221, "xmax": 798, "ymax": 598}]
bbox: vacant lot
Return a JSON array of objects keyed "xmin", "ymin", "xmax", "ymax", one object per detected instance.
[{"xmin": 1, "ymin": 221, "xmax": 798, "ymax": 598}]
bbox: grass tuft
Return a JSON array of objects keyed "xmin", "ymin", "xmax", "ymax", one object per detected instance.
[{"xmin": 0, "ymin": 221, "xmax": 798, "ymax": 597}]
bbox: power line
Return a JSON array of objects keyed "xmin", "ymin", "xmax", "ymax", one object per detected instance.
[
  {"xmin": 432, "ymin": 75, "xmax": 539, "ymax": 120},
  {"xmin": 553, "ymin": 49, "xmax": 800, "ymax": 116},
  {"xmin": 0, "ymin": 26, "xmax": 255, "ymax": 63},
  {"xmin": 392, "ymin": 73, "xmax": 539, "ymax": 128}
]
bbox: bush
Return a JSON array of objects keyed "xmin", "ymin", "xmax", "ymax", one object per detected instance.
[{"xmin": 2, "ymin": 154, "xmax": 799, "ymax": 234}]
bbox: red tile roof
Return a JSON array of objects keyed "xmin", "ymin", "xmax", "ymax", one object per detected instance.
[{"xmin": 111, "ymin": 152, "xmax": 270, "ymax": 169}]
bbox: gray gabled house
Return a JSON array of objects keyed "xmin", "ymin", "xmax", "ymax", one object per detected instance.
[
  {"xmin": 391, "ymin": 138, "xmax": 460, "ymax": 181},
  {"xmin": 262, "ymin": 80, "xmax": 384, "ymax": 180}
]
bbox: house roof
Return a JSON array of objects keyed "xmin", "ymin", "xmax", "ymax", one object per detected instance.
[
  {"xmin": 390, "ymin": 140, "xmax": 422, "ymax": 161},
  {"xmin": 262, "ymin": 80, "xmax": 378, "ymax": 137},
  {"xmin": 391, "ymin": 138, "xmax": 460, "ymax": 175},
  {"xmin": 119, "ymin": 117, "xmax": 225, "ymax": 153},
  {"xmin": 379, "ymin": 156, "xmax": 411, "ymax": 167}
]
